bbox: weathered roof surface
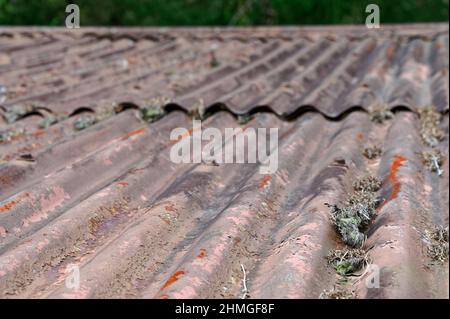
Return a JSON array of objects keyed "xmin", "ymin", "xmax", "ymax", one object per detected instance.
[{"xmin": 0, "ymin": 25, "xmax": 448, "ymax": 299}]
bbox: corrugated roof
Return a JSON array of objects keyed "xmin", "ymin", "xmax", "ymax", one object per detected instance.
[{"xmin": 0, "ymin": 25, "xmax": 448, "ymax": 299}]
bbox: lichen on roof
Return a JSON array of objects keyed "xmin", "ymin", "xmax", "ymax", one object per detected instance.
[
  {"xmin": 352, "ymin": 175, "xmax": 382, "ymax": 193},
  {"xmin": 368, "ymin": 103, "xmax": 393, "ymax": 124},
  {"xmin": 421, "ymin": 149, "xmax": 445, "ymax": 176},
  {"xmin": 189, "ymin": 98, "xmax": 206, "ymax": 120},
  {"xmin": 418, "ymin": 106, "xmax": 445, "ymax": 147},
  {"xmin": 363, "ymin": 145, "xmax": 382, "ymax": 159}
]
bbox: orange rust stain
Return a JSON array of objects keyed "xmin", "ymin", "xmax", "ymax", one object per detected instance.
[
  {"xmin": 259, "ymin": 175, "xmax": 272, "ymax": 189},
  {"xmin": 436, "ymin": 42, "xmax": 444, "ymax": 49},
  {"xmin": 385, "ymin": 46, "xmax": 395, "ymax": 59},
  {"xmin": 0, "ymin": 192, "xmax": 30, "ymax": 213},
  {"xmin": 117, "ymin": 181, "xmax": 129, "ymax": 187},
  {"xmin": 127, "ymin": 56, "xmax": 138, "ymax": 65},
  {"xmin": 122, "ymin": 128, "xmax": 146, "ymax": 140},
  {"xmin": 164, "ymin": 203, "xmax": 176, "ymax": 212},
  {"xmin": 0, "ymin": 175, "xmax": 13, "ymax": 186},
  {"xmin": 0, "ymin": 226, "xmax": 6, "ymax": 238},
  {"xmin": 356, "ymin": 133, "xmax": 364, "ymax": 141},
  {"xmin": 171, "ymin": 128, "xmax": 194, "ymax": 144},
  {"xmin": 387, "ymin": 154, "xmax": 407, "ymax": 203},
  {"xmin": 160, "ymin": 270, "xmax": 186, "ymax": 291},
  {"xmin": 197, "ymin": 248, "xmax": 207, "ymax": 259},
  {"xmin": 31, "ymin": 130, "xmax": 46, "ymax": 137},
  {"xmin": 160, "ymin": 217, "xmax": 171, "ymax": 225},
  {"xmin": 0, "ymin": 134, "xmax": 25, "ymax": 145}
]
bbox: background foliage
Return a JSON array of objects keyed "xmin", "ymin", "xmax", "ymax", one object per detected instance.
[{"xmin": 0, "ymin": 0, "xmax": 448, "ymax": 26}]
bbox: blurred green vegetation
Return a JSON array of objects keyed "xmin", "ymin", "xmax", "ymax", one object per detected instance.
[{"xmin": 0, "ymin": 0, "xmax": 448, "ymax": 26}]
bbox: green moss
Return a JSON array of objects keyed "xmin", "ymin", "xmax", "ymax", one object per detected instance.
[
  {"xmin": 140, "ymin": 106, "xmax": 165, "ymax": 123},
  {"xmin": 2, "ymin": 104, "xmax": 34, "ymax": 124},
  {"xmin": 326, "ymin": 174, "xmax": 381, "ymax": 247},
  {"xmin": 327, "ymin": 248, "xmax": 369, "ymax": 276},
  {"xmin": 39, "ymin": 113, "xmax": 69, "ymax": 129},
  {"xmin": 74, "ymin": 115, "xmax": 97, "ymax": 131},
  {"xmin": 236, "ymin": 114, "xmax": 253, "ymax": 125},
  {"xmin": 327, "ymin": 203, "xmax": 366, "ymax": 247}
]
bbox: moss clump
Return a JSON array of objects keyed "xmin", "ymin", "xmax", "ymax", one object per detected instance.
[
  {"xmin": 319, "ymin": 287, "xmax": 356, "ymax": 299},
  {"xmin": 74, "ymin": 115, "xmax": 97, "ymax": 131},
  {"xmin": 96, "ymin": 102, "xmax": 118, "ymax": 121},
  {"xmin": 138, "ymin": 97, "xmax": 170, "ymax": 123},
  {"xmin": 346, "ymin": 191, "xmax": 380, "ymax": 226},
  {"xmin": 39, "ymin": 116, "xmax": 58, "ymax": 129},
  {"xmin": 418, "ymin": 106, "xmax": 445, "ymax": 147},
  {"xmin": 140, "ymin": 106, "xmax": 165, "ymax": 123},
  {"xmin": 326, "ymin": 175, "xmax": 381, "ymax": 247},
  {"xmin": 327, "ymin": 248, "xmax": 369, "ymax": 276},
  {"xmin": 421, "ymin": 149, "xmax": 445, "ymax": 176},
  {"xmin": 2, "ymin": 104, "xmax": 34, "ymax": 123},
  {"xmin": 363, "ymin": 145, "xmax": 382, "ymax": 159},
  {"xmin": 189, "ymin": 98, "xmax": 206, "ymax": 120},
  {"xmin": 236, "ymin": 114, "xmax": 253, "ymax": 125},
  {"xmin": 425, "ymin": 225, "xmax": 448, "ymax": 263},
  {"xmin": 368, "ymin": 103, "xmax": 393, "ymax": 123},
  {"xmin": 353, "ymin": 175, "xmax": 382, "ymax": 193},
  {"xmin": 38, "ymin": 113, "xmax": 68, "ymax": 129},
  {"xmin": 210, "ymin": 52, "xmax": 220, "ymax": 68},
  {"xmin": 327, "ymin": 203, "xmax": 367, "ymax": 247}
]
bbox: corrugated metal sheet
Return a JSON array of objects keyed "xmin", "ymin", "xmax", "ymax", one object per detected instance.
[{"xmin": 0, "ymin": 25, "xmax": 448, "ymax": 299}]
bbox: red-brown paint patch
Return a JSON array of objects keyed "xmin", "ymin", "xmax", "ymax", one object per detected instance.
[
  {"xmin": 385, "ymin": 46, "xmax": 395, "ymax": 59},
  {"xmin": 259, "ymin": 175, "xmax": 272, "ymax": 189},
  {"xmin": 122, "ymin": 128, "xmax": 146, "ymax": 140},
  {"xmin": 0, "ymin": 192, "xmax": 30, "ymax": 213},
  {"xmin": 160, "ymin": 270, "xmax": 186, "ymax": 291},
  {"xmin": 31, "ymin": 130, "xmax": 46, "ymax": 137},
  {"xmin": 164, "ymin": 203, "xmax": 176, "ymax": 212},
  {"xmin": 117, "ymin": 181, "xmax": 129, "ymax": 187},
  {"xmin": 197, "ymin": 248, "xmax": 207, "ymax": 259},
  {"xmin": 160, "ymin": 294, "xmax": 169, "ymax": 299}
]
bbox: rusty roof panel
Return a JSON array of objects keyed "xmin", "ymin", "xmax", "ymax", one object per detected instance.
[{"xmin": 0, "ymin": 25, "xmax": 448, "ymax": 299}]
